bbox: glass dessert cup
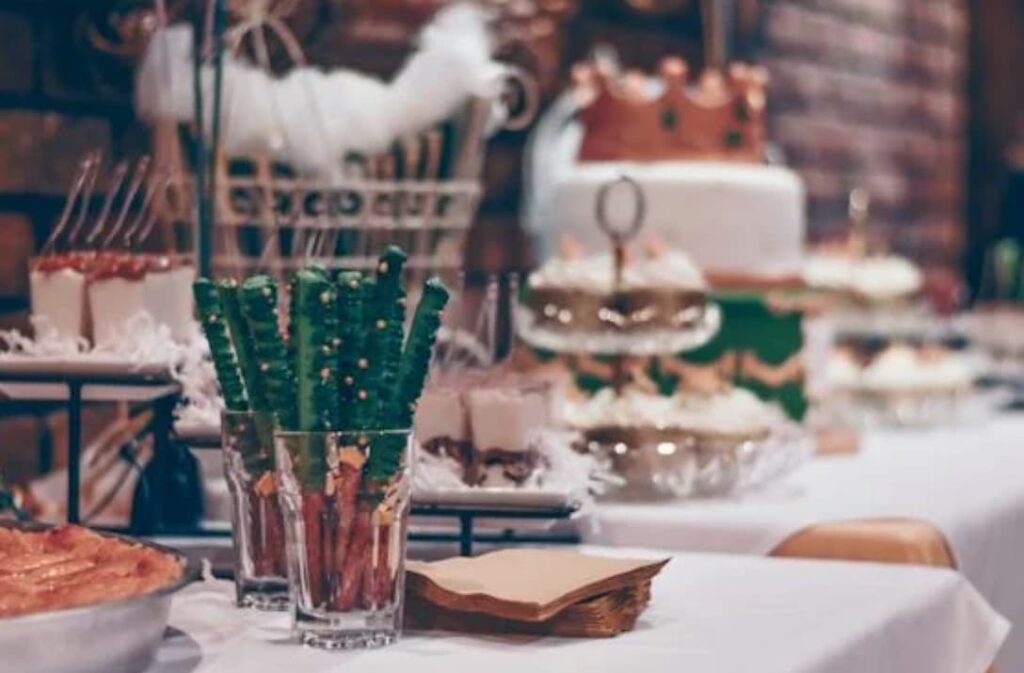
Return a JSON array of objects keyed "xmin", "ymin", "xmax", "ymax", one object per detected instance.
[
  {"xmin": 577, "ymin": 425, "xmax": 811, "ymax": 501},
  {"xmin": 276, "ymin": 429, "xmax": 412, "ymax": 650},
  {"xmin": 221, "ymin": 410, "xmax": 290, "ymax": 610}
]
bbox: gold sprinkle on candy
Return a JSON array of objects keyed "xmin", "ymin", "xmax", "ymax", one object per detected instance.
[
  {"xmin": 259, "ymin": 362, "xmax": 269, "ymax": 372},
  {"xmin": 261, "ymin": 286, "xmax": 272, "ymax": 298},
  {"xmin": 379, "ymin": 261, "xmax": 388, "ymax": 274},
  {"xmin": 332, "ymin": 337, "xmax": 341, "ymax": 346},
  {"xmin": 348, "ymin": 279, "xmax": 359, "ymax": 289},
  {"xmin": 320, "ymin": 368, "xmax": 331, "ymax": 380},
  {"xmin": 357, "ymin": 390, "xmax": 368, "ymax": 400},
  {"xmin": 320, "ymin": 291, "xmax": 332, "ymax": 304},
  {"xmin": 322, "ymin": 345, "xmax": 332, "ymax": 354},
  {"xmin": 357, "ymin": 358, "xmax": 368, "ymax": 369},
  {"xmin": 344, "ymin": 375, "xmax": 354, "ymax": 385},
  {"xmin": 376, "ymin": 319, "xmax": 386, "ymax": 330},
  {"xmin": 207, "ymin": 315, "xmax": 218, "ymax": 324}
]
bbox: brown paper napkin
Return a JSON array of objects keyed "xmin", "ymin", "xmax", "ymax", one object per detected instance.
[{"xmin": 405, "ymin": 549, "xmax": 669, "ymax": 637}]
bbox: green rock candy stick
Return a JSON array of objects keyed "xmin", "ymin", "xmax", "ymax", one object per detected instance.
[
  {"xmin": 368, "ymin": 247, "xmax": 409, "ymax": 424},
  {"xmin": 216, "ymin": 280, "xmax": 268, "ymax": 412},
  {"xmin": 335, "ymin": 271, "xmax": 365, "ymax": 427},
  {"xmin": 348, "ymin": 276, "xmax": 379, "ymax": 430},
  {"xmin": 291, "ymin": 269, "xmax": 341, "ymax": 432},
  {"xmin": 193, "ymin": 278, "xmax": 248, "ymax": 411},
  {"xmin": 240, "ymin": 275, "xmax": 298, "ymax": 430},
  {"xmin": 368, "ymin": 277, "xmax": 449, "ymax": 481}
]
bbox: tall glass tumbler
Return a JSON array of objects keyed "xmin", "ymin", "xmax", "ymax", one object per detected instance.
[
  {"xmin": 222, "ymin": 410, "xmax": 289, "ymax": 610},
  {"xmin": 275, "ymin": 429, "xmax": 412, "ymax": 649}
]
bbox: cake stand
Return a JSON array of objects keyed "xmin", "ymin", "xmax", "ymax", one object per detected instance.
[
  {"xmin": 516, "ymin": 175, "xmax": 721, "ymax": 360},
  {"xmin": 518, "ymin": 176, "xmax": 809, "ymax": 500}
]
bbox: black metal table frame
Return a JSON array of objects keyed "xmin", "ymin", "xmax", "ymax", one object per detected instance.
[
  {"xmin": 0, "ymin": 369, "xmax": 180, "ymax": 525},
  {"xmin": 408, "ymin": 503, "xmax": 580, "ymax": 556}
]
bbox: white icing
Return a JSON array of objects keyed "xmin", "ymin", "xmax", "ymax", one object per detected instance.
[
  {"xmin": 825, "ymin": 351, "xmax": 862, "ymax": 389},
  {"xmin": 529, "ymin": 249, "xmax": 706, "ymax": 293},
  {"xmin": 143, "ymin": 265, "xmax": 196, "ymax": 341},
  {"xmin": 831, "ymin": 345, "xmax": 974, "ymax": 392},
  {"xmin": 563, "ymin": 386, "xmax": 784, "ymax": 437},
  {"xmin": 414, "ymin": 386, "xmax": 469, "ymax": 442},
  {"xmin": 416, "ymin": 373, "xmax": 551, "ymax": 452},
  {"xmin": 30, "ymin": 268, "xmax": 87, "ymax": 341},
  {"xmin": 89, "ymin": 277, "xmax": 147, "ymax": 347},
  {"xmin": 804, "ymin": 253, "xmax": 923, "ymax": 301},
  {"xmin": 467, "ymin": 385, "xmax": 548, "ymax": 453},
  {"xmin": 525, "ymin": 101, "xmax": 806, "ymax": 279}
]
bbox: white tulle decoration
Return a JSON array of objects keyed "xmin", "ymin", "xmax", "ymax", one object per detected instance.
[{"xmin": 135, "ymin": 3, "xmax": 504, "ymax": 177}]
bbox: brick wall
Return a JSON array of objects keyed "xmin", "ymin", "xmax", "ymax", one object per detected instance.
[{"xmin": 761, "ymin": 0, "xmax": 969, "ymax": 272}]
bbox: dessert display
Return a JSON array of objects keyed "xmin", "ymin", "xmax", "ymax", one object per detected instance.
[
  {"xmin": 828, "ymin": 345, "xmax": 974, "ymax": 396},
  {"xmin": 518, "ymin": 176, "xmax": 721, "ymax": 356},
  {"xmin": 26, "ymin": 156, "xmax": 196, "ymax": 347},
  {"xmin": 527, "ymin": 55, "xmax": 807, "ymax": 288},
  {"xmin": 414, "ymin": 372, "xmax": 549, "ymax": 487},
  {"xmin": 524, "ymin": 51, "xmax": 814, "ymax": 426},
  {"xmin": 803, "ymin": 251, "xmax": 923, "ymax": 306},
  {"xmin": 0, "ymin": 524, "xmax": 183, "ymax": 618},
  {"xmin": 31, "ymin": 252, "xmax": 196, "ymax": 346},
  {"xmin": 825, "ymin": 344, "xmax": 978, "ymax": 427},
  {"xmin": 563, "ymin": 385, "xmax": 807, "ymax": 499},
  {"xmin": 803, "ymin": 190, "xmax": 923, "ymax": 307},
  {"xmin": 526, "ymin": 244, "xmax": 708, "ymax": 332},
  {"xmin": 196, "ymin": 245, "xmax": 448, "ymax": 646}
]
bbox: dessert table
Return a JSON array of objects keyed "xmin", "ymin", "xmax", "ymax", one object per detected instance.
[
  {"xmin": 150, "ymin": 549, "xmax": 1006, "ymax": 673},
  {"xmin": 583, "ymin": 412, "xmax": 1024, "ymax": 671}
]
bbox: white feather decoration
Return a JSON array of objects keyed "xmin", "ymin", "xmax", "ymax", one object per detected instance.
[{"xmin": 135, "ymin": 3, "xmax": 505, "ymax": 177}]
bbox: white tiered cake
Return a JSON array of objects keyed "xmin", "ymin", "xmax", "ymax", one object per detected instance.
[{"xmin": 527, "ymin": 58, "xmax": 806, "ymax": 286}]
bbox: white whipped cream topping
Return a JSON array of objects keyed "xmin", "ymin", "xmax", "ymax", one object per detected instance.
[
  {"xmin": 830, "ymin": 345, "xmax": 974, "ymax": 392},
  {"xmin": 529, "ymin": 249, "xmax": 706, "ymax": 293},
  {"xmin": 414, "ymin": 371, "xmax": 551, "ymax": 452},
  {"xmin": 563, "ymin": 386, "xmax": 784, "ymax": 437},
  {"xmin": 804, "ymin": 253, "xmax": 923, "ymax": 301}
]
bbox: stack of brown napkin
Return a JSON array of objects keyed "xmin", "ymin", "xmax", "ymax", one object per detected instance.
[{"xmin": 405, "ymin": 549, "xmax": 669, "ymax": 638}]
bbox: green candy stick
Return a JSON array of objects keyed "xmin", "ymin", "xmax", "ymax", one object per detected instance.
[
  {"xmin": 240, "ymin": 275, "xmax": 298, "ymax": 430},
  {"xmin": 193, "ymin": 279, "xmax": 248, "ymax": 411},
  {"xmin": 335, "ymin": 271, "xmax": 365, "ymax": 427},
  {"xmin": 369, "ymin": 277, "xmax": 449, "ymax": 481},
  {"xmin": 349, "ymin": 277, "xmax": 378, "ymax": 430},
  {"xmin": 216, "ymin": 280, "xmax": 268, "ymax": 412},
  {"xmin": 291, "ymin": 269, "xmax": 341, "ymax": 432},
  {"xmin": 369, "ymin": 247, "xmax": 408, "ymax": 424}
]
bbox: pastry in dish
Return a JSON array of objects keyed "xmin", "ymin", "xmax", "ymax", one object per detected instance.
[
  {"xmin": 827, "ymin": 345, "xmax": 974, "ymax": 396},
  {"xmin": 803, "ymin": 252, "xmax": 923, "ymax": 304},
  {"xmin": 563, "ymin": 386, "xmax": 786, "ymax": 445},
  {"xmin": 414, "ymin": 372, "xmax": 549, "ymax": 486},
  {"xmin": 0, "ymin": 525, "xmax": 183, "ymax": 618},
  {"xmin": 525, "ymin": 242, "xmax": 708, "ymax": 333}
]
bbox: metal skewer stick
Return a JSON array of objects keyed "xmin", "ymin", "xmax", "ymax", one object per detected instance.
[
  {"xmin": 122, "ymin": 170, "xmax": 169, "ymax": 249},
  {"xmin": 100, "ymin": 156, "xmax": 152, "ymax": 250},
  {"xmin": 83, "ymin": 160, "xmax": 130, "ymax": 249},
  {"xmin": 595, "ymin": 174, "xmax": 646, "ymax": 394},
  {"xmin": 40, "ymin": 154, "xmax": 99, "ymax": 257},
  {"xmin": 64, "ymin": 154, "xmax": 104, "ymax": 250}
]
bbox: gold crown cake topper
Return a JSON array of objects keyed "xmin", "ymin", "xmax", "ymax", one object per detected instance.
[{"xmin": 573, "ymin": 57, "xmax": 768, "ymax": 163}]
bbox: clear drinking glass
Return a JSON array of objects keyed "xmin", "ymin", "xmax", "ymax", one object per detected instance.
[
  {"xmin": 275, "ymin": 429, "xmax": 412, "ymax": 649},
  {"xmin": 221, "ymin": 410, "xmax": 289, "ymax": 610}
]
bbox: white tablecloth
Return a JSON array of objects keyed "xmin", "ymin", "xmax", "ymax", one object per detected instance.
[
  {"xmin": 151, "ymin": 550, "xmax": 1007, "ymax": 673},
  {"xmin": 583, "ymin": 413, "xmax": 1024, "ymax": 670}
]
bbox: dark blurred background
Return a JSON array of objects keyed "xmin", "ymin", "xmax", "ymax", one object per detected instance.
[{"xmin": 0, "ymin": 0, "xmax": 1020, "ymax": 481}]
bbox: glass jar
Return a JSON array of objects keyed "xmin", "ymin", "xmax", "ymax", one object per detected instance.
[
  {"xmin": 221, "ymin": 410, "xmax": 290, "ymax": 610},
  {"xmin": 275, "ymin": 429, "xmax": 412, "ymax": 649}
]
